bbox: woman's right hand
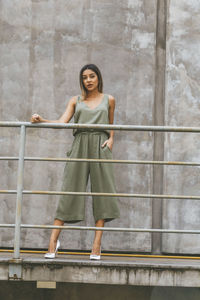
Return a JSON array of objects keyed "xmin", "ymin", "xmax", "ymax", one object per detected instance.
[{"xmin": 30, "ymin": 114, "xmax": 44, "ymax": 123}]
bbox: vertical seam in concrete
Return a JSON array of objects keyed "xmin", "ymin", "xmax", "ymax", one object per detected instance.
[
  {"xmin": 152, "ymin": 0, "xmax": 167, "ymax": 254},
  {"xmin": 0, "ymin": 0, "xmax": 2, "ymax": 119},
  {"xmin": 85, "ymin": 0, "xmax": 92, "ymax": 62},
  {"xmin": 53, "ymin": 0, "xmax": 55, "ymax": 114},
  {"xmin": 29, "ymin": 1, "xmax": 35, "ymax": 111}
]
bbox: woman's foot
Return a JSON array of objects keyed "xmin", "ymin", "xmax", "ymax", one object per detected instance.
[
  {"xmin": 44, "ymin": 240, "xmax": 60, "ymax": 259},
  {"xmin": 91, "ymin": 244, "xmax": 101, "ymax": 255},
  {"xmin": 90, "ymin": 219, "xmax": 104, "ymax": 260},
  {"xmin": 90, "ymin": 244, "xmax": 101, "ymax": 260}
]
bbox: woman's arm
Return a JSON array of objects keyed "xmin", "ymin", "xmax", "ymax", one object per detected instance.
[
  {"xmin": 30, "ymin": 97, "xmax": 77, "ymax": 123},
  {"xmin": 101, "ymin": 95, "xmax": 115, "ymax": 150}
]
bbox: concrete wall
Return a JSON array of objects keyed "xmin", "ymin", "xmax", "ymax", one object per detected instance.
[
  {"xmin": 162, "ymin": 0, "xmax": 200, "ymax": 254},
  {"xmin": 0, "ymin": 0, "xmax": 199, "ymax": 254},
  {"xmin": 1, "ymin": 281, "xmax": 200, "ymax": 300}
]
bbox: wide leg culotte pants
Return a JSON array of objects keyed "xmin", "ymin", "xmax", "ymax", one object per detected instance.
[{"xmin": 55, "ymin": 131, "xmax": 120, "ymax": 223}]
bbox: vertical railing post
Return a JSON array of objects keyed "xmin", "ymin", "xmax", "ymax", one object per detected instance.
[{"xmin": 13, "ymin": 125, "xmax": 26, "ymax": 259}]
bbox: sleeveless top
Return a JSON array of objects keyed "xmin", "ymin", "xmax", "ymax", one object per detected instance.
[{"xmin": 73, "ymin": 94, "xmax": 110, "ymax": 137}]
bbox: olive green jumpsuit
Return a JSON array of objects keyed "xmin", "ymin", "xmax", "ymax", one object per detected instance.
[{"xmin": 55, "ymin": 94, "xmax": 120, "ymax": 223}]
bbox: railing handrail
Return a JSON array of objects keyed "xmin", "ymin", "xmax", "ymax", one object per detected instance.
[
  {"xmin": 0, "ymin": 121, "xmax": 200, "ymax": 132},
  {"xmin": 1, "ymin": 121, "xmax": 200, "ymax": 259},
  {"xmin": 1, "ymin": 224, "xmax": 200, "ymax": 234},
  {"xmin": 0, "ymin": 156, "xmax": 199, "ymax": 166},
  {"xmin": 1, "ymin": 190, "xmax": 200, "ymax": 200}
]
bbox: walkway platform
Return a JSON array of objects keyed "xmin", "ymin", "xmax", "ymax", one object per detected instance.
[{"xmin": 1, "ymin": 252, "xmax": 200, "ymax": 287}]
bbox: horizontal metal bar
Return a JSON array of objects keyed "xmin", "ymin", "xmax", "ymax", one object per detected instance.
[
  {"xmin": 23, "ymin": 191, "xmax": 200, "ymax": 200},
  {"xmin": 0, "ymin": 224, "xmax": 15, "ymax": 228},
  {"xmin": 1, "ymin": 190, "xmax": 200, "ymax": 200},
  {"xmin": 0, "ymin": 156, "xmax": 200, "ymax": 166},
  {"xmin": 0, "ymin": 157, "xmax": 19, "ymax": 160},
  {"xmin": 0, "ymin": 122, "xmax": 200, "ymax": 132},
  {"xmin": 0, "ymin": 223, "xmax": 200, "ymax": 234},
  {"xmin": 0, "ymin": 190, "xmax": 17, "ymax": 194}
]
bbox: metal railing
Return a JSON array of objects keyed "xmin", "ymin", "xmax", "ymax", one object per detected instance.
[{"xmin": 0, "ymin": 121, "xmax": 200, "ymax": 259}]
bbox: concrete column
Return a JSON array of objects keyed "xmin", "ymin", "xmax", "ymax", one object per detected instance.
[{"xmin": 152, "ymin": 0, "xmax": 167, "ymax": 254}]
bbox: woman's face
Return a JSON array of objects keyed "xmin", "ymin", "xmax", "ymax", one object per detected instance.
[{"xmin": 82, "ymin": 69, "xmax": 99, "ymax": 92}]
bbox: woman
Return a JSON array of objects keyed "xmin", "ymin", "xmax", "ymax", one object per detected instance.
[{"xmin": 31, "ymin": 64, "xmax": 120, "ymax": 260}]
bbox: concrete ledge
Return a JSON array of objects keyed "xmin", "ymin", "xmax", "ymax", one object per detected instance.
[{"xmin": 1, "ymin": 253, "xmax": 200, "ymax": 287}]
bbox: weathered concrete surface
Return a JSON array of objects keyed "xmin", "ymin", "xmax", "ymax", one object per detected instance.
[
  {"xmin": 162, "ymin": 0, "xmax": 200, "ymax": 254},
  {"xmin": 2, "ymin": 252, "xmax": 200, "ymax": 288},
  {"xmin": 152, "ymin": 0, "xmax": 167, "ymax": 254},
  {"xmin": 1, "ymin": 282, "xmax": 200, "ymax": 300},
  {"xmin": 0, "ymin": 0, "xmax": 156, "ymax": 252}
]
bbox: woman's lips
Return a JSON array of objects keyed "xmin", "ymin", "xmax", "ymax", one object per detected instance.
[{"xmin": 87, "ymin": 84, "xmax": 93, "ymax": 88}]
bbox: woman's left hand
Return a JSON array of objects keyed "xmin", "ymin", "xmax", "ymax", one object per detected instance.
[{"xmin": 101, "ymin": 138, "xmax": 113, "ymax": 151}]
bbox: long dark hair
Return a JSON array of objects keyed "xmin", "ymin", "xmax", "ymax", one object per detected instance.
[{"xmin": 79, "ymin": 64, "xmax": 103, "ymax": 99}]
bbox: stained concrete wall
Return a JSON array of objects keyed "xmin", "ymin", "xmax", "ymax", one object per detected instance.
[
  {"xmin": 162, "ymin": 0, "xmax": 200, "ymax": 254},
  {"xmin": 1, "ymin": 281, "xmax": 200, "ymax": 300},
  {"xmin": 0, "ymin": 0, "xmax": 199, "ymax": 254}
]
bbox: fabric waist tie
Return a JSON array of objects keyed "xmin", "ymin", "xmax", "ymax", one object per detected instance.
[{"xmin": 74, "ymin": 131, "xmax": 109, "ymax": 137}]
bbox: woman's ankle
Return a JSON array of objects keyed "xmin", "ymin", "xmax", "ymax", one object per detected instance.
[
  {"xmin": 91, "ymin": 243, "xmax": 101, "ymax": 254},
  {"xmin": 48, "ymin": 240, "xmax": 57, "ymax": 252}
]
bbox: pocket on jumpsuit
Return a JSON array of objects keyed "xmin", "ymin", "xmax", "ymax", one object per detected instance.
[
  {"xmin": 66, "ymin": 149, "xmax": 72, "ymax": 157},
  {"xmin": 65, "ymin": 138, "xmax": 77, "ymax": 157}
]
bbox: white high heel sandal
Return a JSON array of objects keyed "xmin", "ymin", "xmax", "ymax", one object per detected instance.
[
  {"xmin": 44, "ymin": 240, "xmax": 60, "ymax": 259},
  {"xmin": 90, "ymin": 247, "xmax": 101, "ymax": 260}
]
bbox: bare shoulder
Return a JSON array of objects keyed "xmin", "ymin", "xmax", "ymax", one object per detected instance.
[
  {"xmin": 69, "ymin": 95, "xmax": 79, "ymax": 103},
  {"xmin": 67, "ymin": 95, "xmax": 79, "ymax": 107},
  {"xmin": 107, "ymin": 94, "xmax": 116, "ymax": 107}
]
